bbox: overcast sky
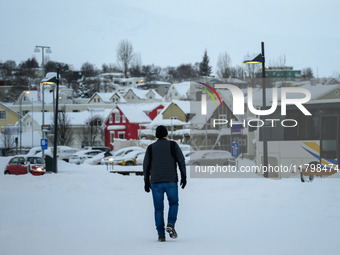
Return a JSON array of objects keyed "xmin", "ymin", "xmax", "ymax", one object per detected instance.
[{"xmin": 1, "ymin": 0, "xmax": 339, "ymax": 77}]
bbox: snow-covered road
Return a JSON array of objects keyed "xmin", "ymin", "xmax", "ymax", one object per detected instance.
[{"xmin": 1, "ymin": 159, "xmax": 340, "ymax": 255}]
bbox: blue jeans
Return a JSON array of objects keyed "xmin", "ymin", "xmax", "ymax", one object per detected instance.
[{"xmin": 151, "ymin": 182, "xmax": 179, "ymax": 236}]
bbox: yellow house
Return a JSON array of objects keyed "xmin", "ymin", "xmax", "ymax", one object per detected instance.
[
  {"xmin": 162, "ymin": 101, "xmax": 190, "ymax": 122},
  {"xmin": 0, "ymin": 103, "xmax": 21, "ymax": 133}
]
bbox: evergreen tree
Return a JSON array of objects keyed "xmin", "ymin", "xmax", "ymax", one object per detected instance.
[{"xmin": 199, "ymin": 49, "xmax": 212, "ymax": 76}]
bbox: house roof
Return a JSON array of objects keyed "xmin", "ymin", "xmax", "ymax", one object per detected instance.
[
  {"xmin": 169, "ymin": 82, "xmax": 191, "ymax": 98},
  {"xmin": 90, "ymin": 92, "xmax": 114, "ymax": 103},
  {"xmin": 0, "ymin": 103, "xmax": 21, "ymax": 117},
  {"xmin": 113, "ymin": 103, "xmax": 164, "ymax": 124},
  {"xmin": 23, "ymin": 108, "xmax": 112, "ymax": 126},
  {"xmin": 124, "ymin": 88, "xmax": 162, "ymax": 100}
]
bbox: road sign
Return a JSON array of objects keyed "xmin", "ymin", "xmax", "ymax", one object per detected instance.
[
  {"xmin": 41, "ymin": 125, "xmax": 51, "ymax": 132},
  {"xmin": 231, "ymin": 142, "xmax": 239, "ymax": 157},
  {"xmin": 231, "ymin": 124, "xmax": 243, "ymax": 134},
  {"xmin": 41, "ymin": 139, "xmax": 48, "ymax": 150}
]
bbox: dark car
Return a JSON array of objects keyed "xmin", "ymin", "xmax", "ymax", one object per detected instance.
[{"xmin": 4, "ymin": 156, "xmax": 46, "ymax": 176}]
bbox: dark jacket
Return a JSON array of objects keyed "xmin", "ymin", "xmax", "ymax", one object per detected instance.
[{"xmin": 143, "ymin": 138, "xmax": 186, "ymax": 184}]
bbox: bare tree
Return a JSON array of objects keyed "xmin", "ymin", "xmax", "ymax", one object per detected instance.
[
  {"xmin": 49, "ymin": 106, "xmax": 73, "ymax": 146},
  {"xmin": 116, "ymin": 39, "xmax": 134, "ymax": 78},
  {"xmin": 81, "ymin": 62, "xmax": 97, "ymax": 77},
  {"xmin": 129, "ymin": 53, "xmax": 143, "ymax": 77},
  {"xmin": 217, "ymin": 52, "xmax": 232, "ymax": 78},
  {"xmin": 58, "ymin": 106, "xmax": 73, "ymax": 146},
  {"xmin": 77, "ymin": 115, "xmax": 103, "ymax": 147},
  {"xmin": 1, "ymin": 133, "xmax": 15, "ymax": 150}
]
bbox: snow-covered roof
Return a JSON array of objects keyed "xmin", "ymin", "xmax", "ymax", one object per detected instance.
[
  {"xmin": 91, "ymin": 93, "xmax": 113, "ymax": 103},
  {"xmin": 99, "ymin": 72, "xmax": 124, "ymax": 77},
  {"xmin": 0, "ymin": 103, "xmax": 21, "ymax": 117},
  {"xmin": 170, "ymin": 82, "xmax": 191, "ymax": 98},
  {"xmin": 115, "ymin": 103, "xmax": 163, "ymax": 123},
  {"xmin": 171, "ymin": 100, "xmax": 191, "ymax": 114},
  {"xmin": 23, "ymin": 108, "xmax": 112, "ymax": 126},
  {"xmin": 22, "ymin": 88, "xmax": 54, "ymax": 105},
  {"xmin": 124, "ymin": 88, "xmax": 162, "ymax": 100}
]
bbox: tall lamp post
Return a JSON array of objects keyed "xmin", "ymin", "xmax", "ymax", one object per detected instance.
[
  {"xmin": 244, "ymin": 42, "xmax": 268, "ymax": 178},
  {"xmin": 34, "ymin": 46, "xmax": 51, "ymax": 159},
  {"xmin": 41, "ymin": 68, "xmax": 59, "ymax": 173}
]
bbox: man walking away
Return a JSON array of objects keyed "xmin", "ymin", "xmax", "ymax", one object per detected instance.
[{"xmin": 143, "ymin": 125, "xmax": 187, "ymax": 242}]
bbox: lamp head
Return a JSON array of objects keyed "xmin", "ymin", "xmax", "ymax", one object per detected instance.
[{"xmin": 243, "ymin": 53, "xmax": 263, "ymax": 64}]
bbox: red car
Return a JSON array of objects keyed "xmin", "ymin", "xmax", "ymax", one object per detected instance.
[{"xmin": 4, "ymin": 156, "xmax": 46, "ymax": 176}]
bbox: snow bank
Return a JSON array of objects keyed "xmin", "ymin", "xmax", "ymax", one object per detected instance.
[{"xmin": 0, "ymin": 158, "xmax": 340, "ymax": 255}]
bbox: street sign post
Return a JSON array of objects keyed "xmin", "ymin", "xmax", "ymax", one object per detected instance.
[
  {"xmin": 41, "ymin": 125, "xmax": 51, "ymax": 132},
  {"xmin": 231, "ymin": 142, "xmax": 239, "ymax": 158},
  {"xmin": 41, "ymin": 139, "xmax": 48, "ymax": 150}
]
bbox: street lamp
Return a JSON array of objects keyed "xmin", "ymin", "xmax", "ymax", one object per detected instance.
[
  {"xmin": 244, "ymin": 42, "xmax": 268, "ymax": 178},
  {"xmin": 41, "ymin": 68, "xmax": 60, "ymax": 173},
  {"xmin": 19, "ymin": 91, "xmax": 30, "ymax": 154},
  {"xmin": 34, "ymin": 45, "xmax": 51, "ymax": 159}
]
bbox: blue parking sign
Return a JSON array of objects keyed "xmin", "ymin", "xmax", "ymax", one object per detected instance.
[
  {"xmin": 231, "ymin": 142, "xmax": 239, "ymax": 157},
  {"xmin": 41, "ymin": 139, "xmax": 48, "ymax": 150}
]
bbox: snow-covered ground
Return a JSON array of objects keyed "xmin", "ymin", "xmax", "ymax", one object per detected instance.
[{"xmin": 1, "ymin": 157, "xmax": 340, "ymax": 255}]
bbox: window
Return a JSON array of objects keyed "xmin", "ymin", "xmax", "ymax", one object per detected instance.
[
  {"xmin": 94, "ymin": 99, "xmax": 97, "ymax": 103},
  {"xmin": 115, "ymin": 112, "xmax": 120, "ymax": 123},
  {"xmin": 122, "ymin": 115, "xmax": 126, "ymax": 123},
  {"xmin": 0, "ymin": 111, "xmax": 6, "ymax": 120},
  {"xmin": 98, "ymin": 98, "xmax": 100, "ymax": 103},
  {"xmin": 109, "ymin": 115, "xmax": 113, "ymax": 124},
  {"xmin": 110, "ymin": 132, "xmax": 115, "ymax": 143},
  {"xmin": 118, "ymin": 132, "xmax": 125, "ymax": 139},
  {"xmin": 10, "ymin": 157, "xmax": 18, "ymax": 165},
  {"xmin": 91, "ymin": 118, "xmax": 102, "ymax": 127}
]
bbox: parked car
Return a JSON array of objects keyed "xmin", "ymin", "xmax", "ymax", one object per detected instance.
[
  {"xmin": 135, "ymin": 152, "xmax": 146, "ymax": 165},
  {"xmin": 85, "ymin": 150, "xmax": 113, "ymax": 165},
  {"xmin": 189, "ymin": 150, "xmax": 235, "ymax": 166},
  {"xmin": 83, "ymin": 146, "xmax": 111, "ymax": 152},
  {"xmin": 26, "ymin": 156, "xmax": 46, "ymax": 176},
  {"xmin": 100, "ymin": 155, "xmax": 115, "ymax": 165},
  {"xmin": 54, "ymin": 146, "xmax": 80, "ymax": 162},
  {"xmin": 113, "ymin": 147, "xmax": 145, "ymax": 166},
  {"xmin": 69, "ymin": 150, "xmax": 103, "ymax": 165},
  {"xmin": 114, "ymin": 150, "xmax": 146, "ymax": 166},
  {"xmin": 4, "ymin": 156, "xmax": 46, "ymax": 176},
  {"xmin": 29, "ymin": 146, "xmax": 79, "ymax": 162}
]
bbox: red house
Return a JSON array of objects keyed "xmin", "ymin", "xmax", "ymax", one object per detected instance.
[{"xmin": 104, "ymin": 103, "xmax": 164, "ymax": 149}]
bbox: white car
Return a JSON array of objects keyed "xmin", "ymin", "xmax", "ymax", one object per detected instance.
[
  {"xmin": 29, "ymin": 146, "xmax": 79, "ymax": 162},
  {"xmin": 189, "ymin": 150, "xmax": 235, "ymax": 166},
  {"xmin": 135, "ymin": 152, "xmax": 146, "ymax": 165},
  {"xmin": 85, "ymin": 151, "xmax": 114, "ymax": 165},
  {"xmin": 69, "ymin": 150, "xmax": 103, "ymax": 165},
  {"xmin": 54, "ymin": 146, "xmax": 80, "ymax": 162},
  {"xmin": 113, "ymin": 147, "xmax": 145, "ymax": 166}
]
